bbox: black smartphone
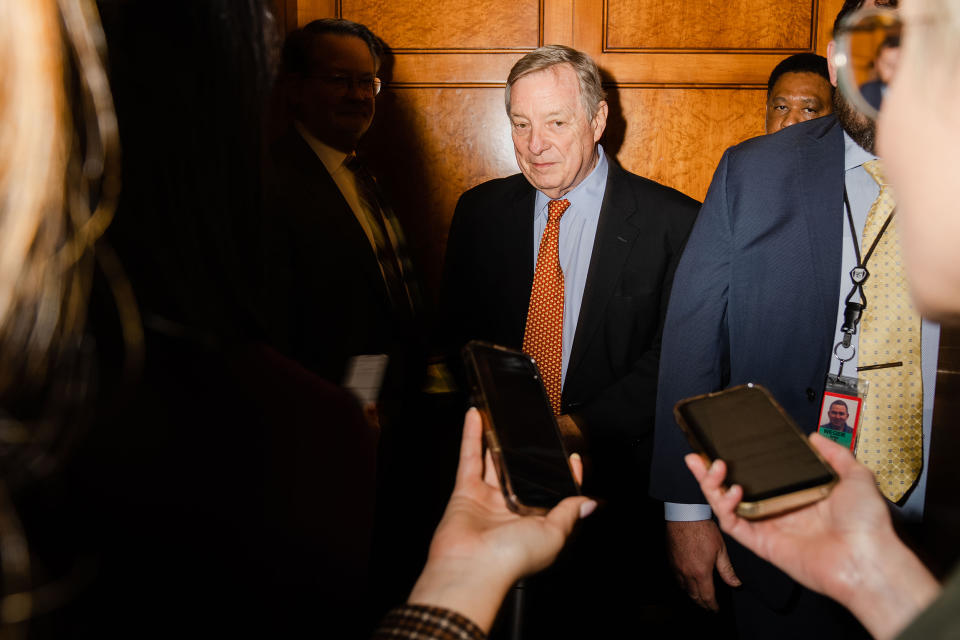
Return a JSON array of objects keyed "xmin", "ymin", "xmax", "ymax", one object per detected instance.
[
  {"xmin": 462, "ymin": 340, "xmax": 581, "ymax": 514},
  {"xmin": 674, "ymin": 384, "xmax": 838, "ymax": 519}
]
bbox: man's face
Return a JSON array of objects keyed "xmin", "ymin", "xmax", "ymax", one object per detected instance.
[
  {"xmin": 295, "ymin": 33, "xmax": 377, "ymax": 153},
  {"xmin": 765, "ymin": 72, "xmax": 834, "ymax": 133},
  {"xmin": 875, "ymin": 45, "xmax": 900, "ymax": 84},
  {"xmin": 828, "ymin": 403, "xmax": 849, "ymax": 428},
  {"xmin": 827, "ymin": 1, "xmax": 899, "ymax": 152},
  {"xmin": 509, "ymin": 64, "xmax": 608, "ymax": 199}
]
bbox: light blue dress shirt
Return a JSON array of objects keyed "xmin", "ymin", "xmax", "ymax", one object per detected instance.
[
  {"xmin": 531, "ymin": 146, "xmax": 608, "ymax": 388},
  {"xmin": 665, "ymin": 133, "xmax": 939, "ymax": 522}
]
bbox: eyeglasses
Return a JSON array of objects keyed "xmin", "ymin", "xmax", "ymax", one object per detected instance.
[
  {"xmin": 307, "ymin": 74, "xmax": 383, "ymax": 97},
  {"xmin": 832, "ymin": 7, "xmax": 902, "ymax": 121}
]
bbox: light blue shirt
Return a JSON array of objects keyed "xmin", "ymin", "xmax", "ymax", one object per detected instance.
[
  {"xmin": 532, "ymin": 146, "xmax": 608, "ymax": 387},
  {"xmin": 665, "ymin": 133, "xmax": 939, "ymax": 522}
]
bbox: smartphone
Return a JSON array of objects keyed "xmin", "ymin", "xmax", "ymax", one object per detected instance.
[
  {"xmin": 674, "ymin": 384, "xmax": 837, "ymax": 519},
  {"xmin": 462, "ymin": 340, "xmax": 581, "ymax": 514}
]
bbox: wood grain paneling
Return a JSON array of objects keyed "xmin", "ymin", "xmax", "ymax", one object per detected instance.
[
  {"xmin": 608, "ymin": 88, "xmax": 766, "ymax": 201},
  {"xmin": 281, "ymin": 0, "xmax": 836, "ymax": 297},
  {"xmin": 816, "ymin": 0, "xmax": 846, "ymax": 54},
  {"xmin": 362, "ymin": 87, "xmax": 517, "ymax": 293},
  {"xmin": 605, "ymin": 0, "xmax": 815, "ymax": 51},
  {"xmin": 295, "ymin": 0, "xmax": 335, "ymax": 25},
  {"xmin": 342, "ymin": 0, "xmax": 540, "ymax": 50}
]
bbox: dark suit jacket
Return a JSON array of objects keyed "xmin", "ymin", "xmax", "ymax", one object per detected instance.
[
  {"xmin": 651, "ymin": 115, "xmax": 851, "ymax": 612},
  {"xmin": 441, "ymin": 158, "xmax": 699, "ymax": 496},
  {"xmin": 261, "ymin": 127, "xmax": 422, "ymax": 402}
]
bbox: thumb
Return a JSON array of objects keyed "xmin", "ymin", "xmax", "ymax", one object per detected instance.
[{"xmin": 715, "ymin": 542, "xmax": 742, "ymax": 587}]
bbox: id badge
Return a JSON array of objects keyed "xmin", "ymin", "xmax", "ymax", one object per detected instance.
[{"xmin": 818, "ymin": 374, "xmax": 868, "ymax": 453}]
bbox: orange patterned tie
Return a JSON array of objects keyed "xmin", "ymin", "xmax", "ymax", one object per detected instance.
[{"xmin": 523, "ymin": 198, "xmax": 570, "ymax": 415}]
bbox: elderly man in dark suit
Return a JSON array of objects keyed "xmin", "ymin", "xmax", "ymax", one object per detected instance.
[{"xmin": 441, "ymin": 44, "xmax": 699, "ymax": 635}]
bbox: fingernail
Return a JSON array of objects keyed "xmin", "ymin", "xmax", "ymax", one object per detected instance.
[
  {"xmin": 579, "ymin": 500, "xmax": 598, "ymax": 518},
  {"xmin": 709, "ymin": 460, "xmax": 721, "ymax": 473},
  {"xmin": 570, "ymin": 452, "xmax": 582, "ymax": 463}
]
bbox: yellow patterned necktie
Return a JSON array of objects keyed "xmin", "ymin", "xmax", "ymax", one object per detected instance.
[
  {"xmin": 523, "ymin": 199, "xmax": 570, "ymax": 415},
  {"xmin": 854, "ymin": 159, "xmax": 923, "ymax": 503}
]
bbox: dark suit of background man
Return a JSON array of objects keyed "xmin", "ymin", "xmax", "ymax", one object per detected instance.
[
  {"xmin": 650, "ymin": 1, "xmax": 955, "ymax": 638},
  {"xmin": 262, "ymin": 19, "xmax": 422, "ymax": 415},
  {"xmin": 440, "ymin": 45, "xmax": 699, "ymax": 637},
  {"xmin": 260, "ymin": 19, "xmax": 426, "ymax": 638}
]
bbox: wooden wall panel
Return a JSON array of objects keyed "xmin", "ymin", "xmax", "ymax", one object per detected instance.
[
  {"xmin": 295, "ymin": 0, "xmax": 336, "ymax": 26},
  {"xmin": 362, "ymin": 88, "xmax": 517, "ymax": 291},
  {"xmin": 343, "ymin": 0, "xmax": 540, "ymax": 50},
  {"xmin": 281, "ymin": 0, "xmax": 839, "ymax": 295},
  {"xmin": 608, "ymin": 88, "xmax": 766, "ymax": 202},
  {"xmin": 605, "ymin": 0, "xmax": 815, "ymax": 51}
]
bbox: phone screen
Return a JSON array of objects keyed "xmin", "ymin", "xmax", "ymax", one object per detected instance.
[
  {"xmin": 465, "ymin": 342, "xmax": 580, "ymax": 510},
  {"xmin": 676, "ymin": 385, "xmax": 835, "ymax": 502}
]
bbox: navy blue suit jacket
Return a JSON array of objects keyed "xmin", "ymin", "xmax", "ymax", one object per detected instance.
[{"xmin": 650, "ymin": 115, "xmax": 847, "ymax": 608}]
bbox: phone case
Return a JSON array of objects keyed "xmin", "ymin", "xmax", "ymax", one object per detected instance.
[
  {"xmin": 462, "ymin": 340, "xmax": 577, "ymax": 515},
  {"xmin": 674, "ymin": 383, "xmax": 837, "ymax": 520}
]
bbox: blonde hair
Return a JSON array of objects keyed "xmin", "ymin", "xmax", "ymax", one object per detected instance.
[
  {"xmin": 0, "ymin": 0, "xmax": 125, "ymax": 629},
  {"xmin": 0, "ymin": 0, "xmax": 122, "ymax": 394}
]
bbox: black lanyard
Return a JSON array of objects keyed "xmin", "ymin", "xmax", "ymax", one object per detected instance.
[{"xmin": 837, "ymin": 185, "xmax": 896, "ymax": 349}]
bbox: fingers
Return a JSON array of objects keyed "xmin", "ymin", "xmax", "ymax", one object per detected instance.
[
  {"xmin": 545, "ymin": 496, "xmax": 597, "ymax": 538},
  {"xmin": 482, "ymin": 448, "xmax": 498, "ymax": 487},
  {"xmin": 684, "ymin": 455, "xmax": 744, "ymax": 534},
  {"xmin": 809, "ymin": 432, "xmax": 858, "ymax": 475},
  {"xmin": 690, "ymin": 572, "xmax": 719, "ymax": 612},
  {"xmin": 569, "ymin": 452, "xmax": 584, "ymax": 486},
  {"xmin": 715, "ymin": 544, "xmax": 742, "ymax": 588},
  {"xmin": 684, "ymin": 454, "xmax": 727, "ymax": 503},
  {"xmin": 456, "ymin": 408, "xmax": 485, "ymax": 486},
  {"xmin": 684, "ymin": 453, "xmax": 708, "ymax": 481}
]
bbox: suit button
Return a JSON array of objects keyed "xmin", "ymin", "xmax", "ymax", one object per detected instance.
[{"xmin": 806, "ymin": 387, "xmax": 816, "ymax": 402}]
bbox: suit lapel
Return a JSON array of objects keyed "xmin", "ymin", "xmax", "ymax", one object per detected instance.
[
  {"xmin": 506, "ymin": 182, "xmax": 537, "ymax": 343},
  {"xmin": 284, "ymin": 131, "xmax": 393, "ymax": 309},
  {"xmin": 567, "ymin": 160, "xmax": 640, "ymax": 376},
  {"xmin": 796, "ymin": 117, "xmax": 845, "ymax": 334}
]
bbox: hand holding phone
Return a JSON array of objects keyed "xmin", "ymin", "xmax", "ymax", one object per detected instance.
[
  {"xmin": 674, "ymin": 384, "xmax": 837, "ymax": 519},
  {"xmin": 461, "ymin": 341, "xmax": 581, "ymax": 514}
]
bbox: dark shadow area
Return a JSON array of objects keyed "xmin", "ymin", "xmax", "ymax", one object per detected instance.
[{"xmin": 598, "ymin": 67, "xmax": 627, "ymax": 160}]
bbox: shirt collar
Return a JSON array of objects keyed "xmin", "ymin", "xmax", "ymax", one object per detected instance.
[
  {"xmin": 843, "ymin": 130, "xmax": 878, "ymax": 172},
  {"xmin": 534, "ymin": 145, "xmax": 608, "ymax": 217},
  {"xmin": 295, "ymin": 120, "xmax": 351, "ymax": 175}
]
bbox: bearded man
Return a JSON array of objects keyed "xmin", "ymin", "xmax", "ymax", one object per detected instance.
[{"xmin": 650, "ymin": 0, "xmax": 945, "ymax": 638}]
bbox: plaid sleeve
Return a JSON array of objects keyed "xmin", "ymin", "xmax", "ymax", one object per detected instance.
[{"xmin": 372, "ymin": 604, "xmax": 486, "ymax": 640}]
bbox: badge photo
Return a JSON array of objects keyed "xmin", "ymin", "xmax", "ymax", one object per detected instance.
[{"xmin": 817, "ymin": 391, "xmax": 862, "ymax": 452}]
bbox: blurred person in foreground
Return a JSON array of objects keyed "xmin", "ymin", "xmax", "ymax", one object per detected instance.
[
  {"xmin": 686, "ymin": 0, "xmax": 960, "ymax": 638},
  {"xmin": 0, "ymin": 0, "xmax": 378, "ymax": 637}
]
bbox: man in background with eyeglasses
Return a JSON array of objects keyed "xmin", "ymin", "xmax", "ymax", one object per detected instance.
[
  {"xmin": 258, "ymin": 19, "xmax": 427, "ymax": 635},
  {"xmin": 261, "ymin": 19, "xmax": 422, "ymax": 417},
  {"xmin": 650, "ymin": 0, "xmax": 952, "ymax": 637}
]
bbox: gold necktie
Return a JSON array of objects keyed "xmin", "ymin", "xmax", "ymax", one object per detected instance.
[
  {"xmin": 523, "ymin": 199, "xmax": 570, "ymax": 415},
  {"xmin": 855, "ymin": 159, "xmax": 923, "ymax": 503}
]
